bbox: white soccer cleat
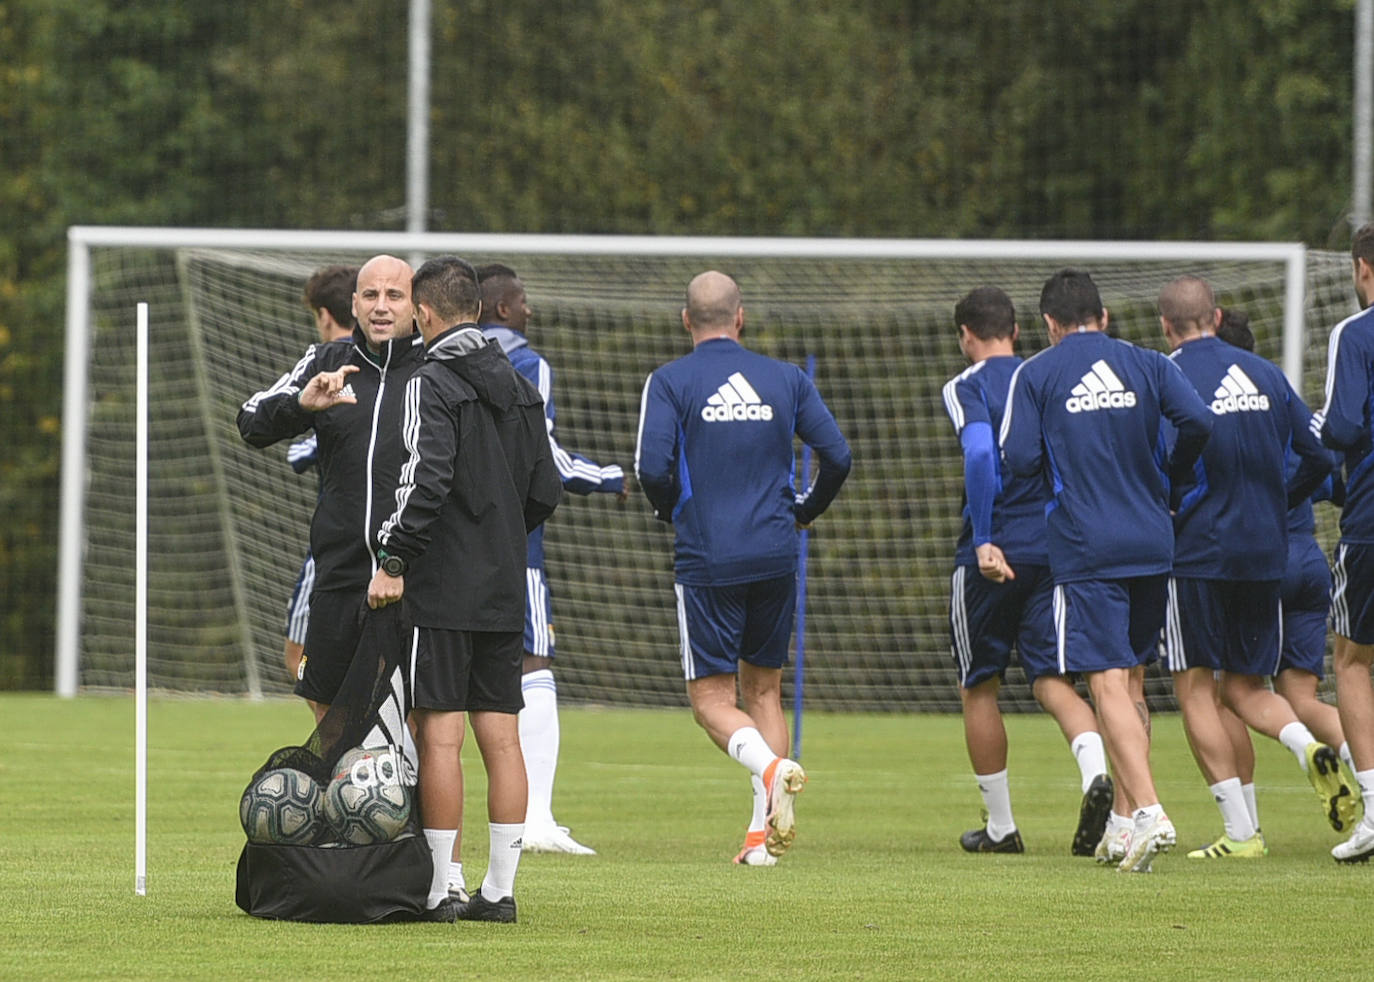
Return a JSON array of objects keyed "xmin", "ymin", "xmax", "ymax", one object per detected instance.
[
  {"xmin": 522, "ymin": 823, "xmax": 597, "ymax": 855},
  {"xmin": 1094, "ymin": 817, "xmax": 1132, "ymax": 864},
  {"xmin": 764, "ymin": 758, "xmax": 807, "ymax": 857},
  {"xmin": 1332, "ymin": 820, "xmax": 1374, "ymax": 863},
  {"xmin": 1118, "ymin": 812, "xmax": 1176, "ymax": 873}
]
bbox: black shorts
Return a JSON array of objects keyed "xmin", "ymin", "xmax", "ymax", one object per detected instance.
[
  {"xmin": 407, "ymin": 626, "xmax": 524, "ymax": 714},
  {"xmin": 295, "ymin": 588, "xmax": 367, "ymax": 705}
]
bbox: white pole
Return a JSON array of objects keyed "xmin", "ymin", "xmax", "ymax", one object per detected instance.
[
  {"xmin": 135, "ymin": 301, "xmax": 148, "ymax": 897},
  {"xmin": 1356, "ymin": 0, "xmax": 1373, "ymax": 227},
  {"xmin": 407, "ymin": 0, "xmax": 431, "ymax": 269},
  {"xmin": 56, "ymin": 235, "xmax": 92, "ymax": 697}
]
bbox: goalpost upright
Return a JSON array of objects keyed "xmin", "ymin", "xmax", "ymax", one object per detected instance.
[{"xmin": 58, "ymin": 227, "xmax": 1314, "ymax": 701}]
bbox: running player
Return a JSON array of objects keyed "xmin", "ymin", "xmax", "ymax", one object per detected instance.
[{"xmin": 942, "ymin": 286, "xmax": 1111, "ymax": 856}]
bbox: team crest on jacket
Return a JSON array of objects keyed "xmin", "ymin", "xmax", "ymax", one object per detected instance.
[
  {"xmin": 1210, "ymin": 365, "xmax": 1270, "ymax": 414},
  {"xmin": 701, "ymin": 372, "xmax": 774, "ymax": 422},
  {"xmin": 1065, "ymin": 359, "xmax": 1137, "ymax": 413}
]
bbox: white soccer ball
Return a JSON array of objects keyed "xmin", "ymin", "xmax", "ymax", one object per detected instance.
[
  {"xmin": 322, "ymin": 746, "xmax": 412, "ymax": 845},
  {"xmin": 239, "ymin": 767, "xmax": 325, "ymax": 845}
]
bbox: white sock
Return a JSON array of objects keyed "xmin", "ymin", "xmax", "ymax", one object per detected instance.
[
  {"xmin": 748, "ymin": 774, "xmax": 767, "ymax": 833},
  {"xmin": 1070, "ymin": 731, "xmax": 1108, "ymax": 793},
  {"xmin": 1340, "ymin": 742, "xmax": 1356, "ymax": 774},
  {"xmin": 448, "ymin": 860, "xmax": 465, "ymax": 894},
  {"xmin": 1210, "ymin": 778, "xmax": 1256, "ymax": 841},
  {"xmin": 1132, "ymin": 803, "xmax": 1164, "ymax": 831},
  {"xmin": 1106, "ymin": 812, "xmax": 1133, "ymax": 836},
  {"xmin": 518, "ymin": 669, "xmax": 559, "ymax": 829},
  {"xmin": 481, "ymin": 822, "xmax": 524, "ymax": 902},
  {"xmin": 1241, "ymin": 782, "xmax": 1260, "ymax": 830},
  {"xmin": 1357, "ymin": 768, "xmax": 1374, "ymax": 821},
  {"xmin": 1278, "ymin": 721, "xmax": 1317, "ymax": 768},
  {"xmin": 423, "ymin": 828, "xmax": 457, "ymax": 909},
  {"xmin": 726, "ymin": 726, "xmax": 778, "ymax": 779},
  {"xmin": 975, "ymin": 769, "xmax": 1016, "ymax": 840}
]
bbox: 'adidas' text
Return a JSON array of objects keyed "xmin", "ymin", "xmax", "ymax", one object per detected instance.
[
  {"xmin": 1210, "ymin": 364, "xmax": 1270, "ymax": 414},
  {"xmin": 1065, "ymin": 360, "xmax": 1137, "ymax": 413},
  {"xmin": 701, "ymin": 371, "xmax": 774, "ymax": 422}
]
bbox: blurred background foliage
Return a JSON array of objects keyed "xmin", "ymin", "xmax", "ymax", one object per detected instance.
[{"xmin": 0, "ymin": 0, "xmax": 1362, "ymax": 687}]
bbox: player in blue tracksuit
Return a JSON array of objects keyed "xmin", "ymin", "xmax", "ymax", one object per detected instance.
[
  {"xmin": 999, "ymin": 269, "xmax": 1212, "ymax": 872},
  {"xmin": 1316, "ymin": 221, "xmax": 1374, "ymax": 861},
  {"xmin": 1157, "ymin": 276, "xmax": 1351, "ymax": 858},
  {"xmin": 478, "ymin": 263, "xmax": 627, "ymax": 858},
  {"xmin": 636, "ymin": 271, "xmax": 850, "ymax": 866},
  {"xmin": 281, "ymin": 265, "xmax": 357, "ymax": 692},
  {"xmin": 941, "ymin": 286, "xmax": 1111, "ymax": 857}
]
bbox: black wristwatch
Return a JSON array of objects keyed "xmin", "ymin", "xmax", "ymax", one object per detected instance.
[{"xmin": 378, "ymin": 550, "xmax": 408, "ymax": 577}]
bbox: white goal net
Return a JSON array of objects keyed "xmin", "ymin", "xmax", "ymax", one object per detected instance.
[{"xmin": 60, "ymin": 229, "xmax": 1361, "ymax": 712}]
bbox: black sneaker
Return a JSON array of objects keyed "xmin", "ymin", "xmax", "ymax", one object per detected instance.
[
  {"xmin": 1072, "ymin": 774, "xmax": 1115, "ymax": 856},
  {"xmin": 456, "ymin": 891, "xmax": 518, "ymax": 923},
  {"xmin": 415, "ymin": 898, "xmax": 458, "ymax": 923},
  {"xmin": 959, "ymin": 826, "xmax": 1025, "ymax": 853}
]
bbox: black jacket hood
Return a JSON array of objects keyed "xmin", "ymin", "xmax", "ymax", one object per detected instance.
[{"xmin": 425, "ymin": 324, "xmax": 532, "ymax": 412}]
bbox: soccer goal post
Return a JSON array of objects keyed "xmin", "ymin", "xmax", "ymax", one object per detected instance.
[{"xmin": 59, "ymin": 227, "xmax": 1359, "ymax": 713}]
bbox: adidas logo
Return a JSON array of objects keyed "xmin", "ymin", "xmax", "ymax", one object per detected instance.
[
  {"xmin": 1065, "ymin": 360, "xmax": 1137, "ymax": 413},
  {"xmin": 339, "ymin": 383, "xmax": 357, "ymax": 402},
  {"xmin": 1210, "ymin": 364, "xmax": 1270, "ymax": 414},
  {"xmin": 700, "ymin": 372, "xmax": 774, "ymax": 422}
]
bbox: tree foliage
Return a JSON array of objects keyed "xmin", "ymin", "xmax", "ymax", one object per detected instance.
[{"xmin": 0, "ymin": 0, "xmax": 1360, "ymax": 686}]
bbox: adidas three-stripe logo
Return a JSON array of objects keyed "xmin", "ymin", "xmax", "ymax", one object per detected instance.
[
  {"xmin": 700, "ymin": 372, "xmax": 775, "ymax": 422},
  {"xmin": 1065, "ymin": 359, "xmax": 1137, "ymax": 413},
  {"xmin": 1210, "ymin": 364, "xmax": 1270, "ymax": 414}
]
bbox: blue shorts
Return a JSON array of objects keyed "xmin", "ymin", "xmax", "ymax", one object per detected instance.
[
  {"xmin": 674, "ymin": 575, "xmax": 796, "ymax": 681},
  {"xmin": 949, "ymin": 564, "xmax": 1059, "ymax": 687},
  {"xmin": 1332, "ymin": 542, "xmax": 1374, "ymax": 645},
  {"xmin": 1281, "ymin": 537, "xmax": 1331, "ymax": 677},
  {"xmin": 1053, "ymin": 576, "xmax": 1167, "ymax": 674},
  {"xmin": 525, "ymin": 567, "xmax": 556, "ymax": 659},
  {"xmin": 1165, "ymin": 577, "xmax": 1281, "ymax": 676},
  {"xmin": 284, "ymin": 554, "xmax": 315, "ymax": 646}
]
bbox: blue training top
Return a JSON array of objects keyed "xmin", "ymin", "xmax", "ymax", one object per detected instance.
[
  {"xmin": 1167, "ymin": 336, "xmax": 1333, "ymax": 580},
  {"xmin": 1318, "ymin": 304, "xmax": 1374, "ymax": 545},
  {"xmin": 999, "ymin": 330, "xmax": 1212, "ymax": 582},
  {"xmin": 941, "ymin": 355, "xmax": 1048, "ymax": 568},
  {"xmin": 635, "ymin": 337, "xmax": 851, "ymax": 586}
]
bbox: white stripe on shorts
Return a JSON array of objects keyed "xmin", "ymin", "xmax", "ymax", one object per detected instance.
[
  {"xmin": 949, "ymin": 567, "xmax": 972, "ymax": 683},
  {"xmin": 1331, "ymin": 544, "xmax": 1350, "ymax": 639},
  {"xmin": 1165, "ymin": 577, "xmax": 1186, "ymax": 672},
  {"xmin": 1053, "ymin": 584, "xmax": 1068, "ymax": 674},
  {"xmin": 526, "ymin": 567, "xmax": 551, "ymax": 657},
  {"xmin": 674, "ymin": 584, "xmax": 694, "ymax": 680}
]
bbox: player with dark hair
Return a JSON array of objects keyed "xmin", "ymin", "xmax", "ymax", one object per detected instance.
[
  {"xmin": 282, "ymin": 265, "xmax": 359, "ymax": 690},
  {"xmin": 999, "ymin": 269, "xmax": 1214, "ymax": 872},
  {"xmin": 476, "ymin": 262, "xmax": 628, "ymax": 857},
  {"xmin": 368, "ymin": 255, "xmax": 562, "ymax": 922},
  {"xmin": 239, "ymin": 255, "xmax": 423, "ymax": 723},
  {"xmin": 635, "ymin": 271, "xmax": 850, "ymax": 866},
  {"xmin": 1315, "ymin": 221, "xmax": 1374, "ymax": 861},
  {"xmin": 1157, "ymin": 276, "xmax": 1349, "ymax": 860},
  {"xmin": 941, "ymin": 286, "xmax": 1112, "ymax": 856},
  {"xmin": 1212, "ymin": 306, "xmax": 1354, "ymax": 845}
]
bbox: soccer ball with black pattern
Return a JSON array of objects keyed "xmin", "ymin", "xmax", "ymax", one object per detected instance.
[
  {"xmin": 322, "ymin": 746, "xmax": 412, "ymax": 845},
  {"xmin": 239, "ymin": 767, "xmax": 325, "ymax": 845}
]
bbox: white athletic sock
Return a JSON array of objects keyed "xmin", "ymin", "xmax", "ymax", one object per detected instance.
[
  {"xmin": 448, "ymin": 860, "xmax": 466, "ymax": 894},
  {"xmin": 423, "ymin": 828, "xmax": 457, "ymax": 909},
  {"xmin": 518, "ymin": 669, "xmax": 559, "ymax": 829},
  {"xmin": 1106, "ymin": 811, "xmax": 1133, "ymax": 836},
  {"xmin": 748, "ymin": 774, "xmax": 767, "ymax": 833},
  {"xmin": 726, "ymin": 726, "xmax": 778, "ymax": 779},
  {"xmin": 1357, "ymin": 768, "xmax": 1374, "ymax": 817},
  {"xmin": 1241, "ymin": 782, "xmax": 1260, "ymax": 831},
  {"xmin": 1132, "ymin": 803, "xmax": 1164, "ymax": 832},
  {"xmin": 1070, "ymin": 731, "xmax": 1108, "ymax": 793},
  {"xmin": 481, "ymin": 822, "xmax": 524, "ymax": 902},
  {"xmin": 1210, "ymin": 777, "xmax": 1256, "ymax": 841},
  {"xmin": 1340, "ymin": 742, "xmax": 1356, "ymax": 774},
  {"xmin": 975, "ymin": 769, "xmax": 1016, "ymax": 841},
  {"xmin": 1278, "ymin": 721, "xmax": 1317, "ymax": 768}
]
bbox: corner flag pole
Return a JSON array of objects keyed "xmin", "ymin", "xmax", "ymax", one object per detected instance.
[
  {"xmin": 135, "ymin": 302, "xmax": 148, "ymax": 897},
  {"xmin": 792, "ymin": 354, "xmax": 815, "ymax": 763}
]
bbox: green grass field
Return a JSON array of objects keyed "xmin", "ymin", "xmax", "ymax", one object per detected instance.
[{"xmin": 1, "ymin": 692, "xmax": 1370, "ymax": 980}]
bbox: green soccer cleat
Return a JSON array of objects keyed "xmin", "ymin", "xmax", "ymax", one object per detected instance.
[
  {"xmin": 1186, "ymin": 833, "xmax": 1266, "ymax": 859},
  {"xmin": 1306, "ymin": 743, "xmax": 1358, "ymax": 832}
]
